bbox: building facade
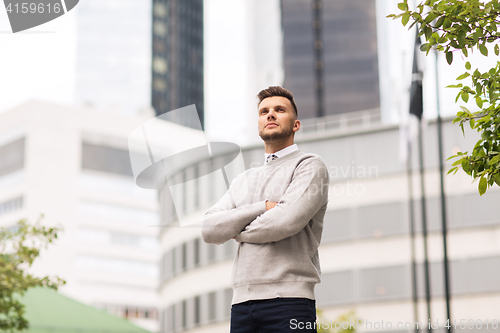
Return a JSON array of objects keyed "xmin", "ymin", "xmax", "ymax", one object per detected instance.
[
  {"xmin": 151, "ymin": 0, "xmax": 204, "ymax": 130},
  {"xmin": 281, "ymin": 0, "xmax": 380, "ymax": 119},
  {"xmin": 158, "ymin": 118, "xmax": 500, "ymax": 333},
  {"xmin": 0, "ymin": 101, "xmax": 202, "ymax": 332}
]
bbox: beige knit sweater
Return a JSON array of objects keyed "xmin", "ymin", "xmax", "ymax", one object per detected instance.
[{"xmin": 202, "ymin": 150, "xmax": 330, "ymax": 305}]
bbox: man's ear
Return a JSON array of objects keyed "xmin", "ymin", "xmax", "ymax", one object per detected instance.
[{"xmin": 293, "ymin": 120, "xmax": 301, "ymax": 133}]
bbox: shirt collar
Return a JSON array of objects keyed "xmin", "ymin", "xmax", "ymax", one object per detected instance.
[{"xmin": 264, "ymin": 144, "xmax": 298, "ymax": 163}]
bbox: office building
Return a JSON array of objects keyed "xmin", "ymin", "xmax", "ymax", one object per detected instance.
[
  {"xmin": 157, "ymin": 114, "xmax": 500, "ymax": 333},
  {"xmin": 0, "ymin": 101, "xmax": 203, "ymax": 332},
  {"xmin": 281, "ymin": 0, "xmax": 380, "ymax": 119},
  {"xmin": 151, "ymin": 0, "xmax": 204, "ymax": 130}
]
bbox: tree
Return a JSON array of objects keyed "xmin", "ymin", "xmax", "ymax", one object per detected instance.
[
  {"xmin": 316, "ymin": 309, "xmax": 357, "ymax": 333},
  {"xmin": 388, "ymin": 0, "xmax": 500, "ymax": 195},
  {"xmin": 0, "ymin": 217, "xmax": 65, "ymax": 332}
]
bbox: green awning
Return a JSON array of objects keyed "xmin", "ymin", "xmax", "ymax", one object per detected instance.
[{"xmin": 18, "ymin": 288, "xmax": 151, "ymax": 333}]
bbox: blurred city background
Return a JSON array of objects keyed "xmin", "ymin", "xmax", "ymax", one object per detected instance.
[{"xmin": 0, "ymin": 0, "xmax": 499, "ymax": 332}]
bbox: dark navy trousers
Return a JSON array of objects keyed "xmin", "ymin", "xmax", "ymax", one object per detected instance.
[{"xmin": 230, "ymin": 297, "xmax": 317, "ymax": 333}]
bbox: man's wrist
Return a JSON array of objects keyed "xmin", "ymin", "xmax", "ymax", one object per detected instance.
[{"xmin": 265, "ymin": 200, "xmax": 278, "ymax": 210}]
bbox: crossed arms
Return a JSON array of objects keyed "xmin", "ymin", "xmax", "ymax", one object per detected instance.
[{"xmin": 201, "ymin": 158, "xmax": 329, "ymax": 245}]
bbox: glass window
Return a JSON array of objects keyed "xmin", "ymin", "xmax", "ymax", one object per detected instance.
[
  {"xmin": 0, "ymin": 138, "xmax": 24, "ymax": 178},
  {"xmin": 153, "ymin": 57, "xmax": 168, "ymax": 74},
  {"xmin": 78, "ymin": 201, "xmax": 159, "ymax": 226},
  {"xmin": 181, "ymin": 300, "xmax": 187, "ymax": 329},
  {"xmin": 79, "ymin": 172, "xmax": 156, "ymax": 200},
  {"xmin": 194, "ymin": 296, "xmax": 200, "ymax": 325},
  {"xmin": 77, "ymin": 228, "xmax": 159, "ymax": 250},
  {"xmin": 76, "ymin": 228, "xmax": 110, "ymax": 244},
  {"xmin": 171, "ymin": 247, "xmax": 176, "ymax": 275},
  {"xmin": 182, "ymin": 242, "xmax": 187, "ymax": 270},
  {"xmin": 0, "ymin": 196, "xmax": 23, "ymax": 217},
  {"xmin": 81, "ymin": 142, "xmax": 133, "ymax": 177},
  {"xmin": 0, "ymin": 169, "xmax": 25, "ymax": 192},
  {"xmin": 194, "ymin": 165, "xmax": 199, "ymax": 209},
  {"xmin": 76, "ymin": 255, "xmax": 158, "ymax": 278},
  {"xmin": 207, "ymin": 244, "xmax": 216, "ymax": 263},
  {"xmin": 153, "ymin": 21, "xmax": 167, "ymax": 37},
  {"xmin": 153, "ymin": 78, "xmax": 167, "ymax": 92},
  {"xmin": 208, "ymin": 292, "xmax": 216, "ymax": 321},
  {"xmin": 193, "ymin": 238, "xmax": 200, "ymax": 266},
  {"xmin": 154, "ymin": 40, "xmax": 166, "ymax": 53},
  {"xmin": 153, "ymin": 2, "xmax": 167, "ymax": 18}
]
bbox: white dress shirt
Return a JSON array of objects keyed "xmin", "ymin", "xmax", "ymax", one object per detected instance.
[{"xmin": 264, "ymin": 144, "xmax": 298, "ymax": 163}]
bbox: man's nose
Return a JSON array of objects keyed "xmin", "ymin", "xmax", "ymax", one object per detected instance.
[{"xmin": 267, "ymin": 109, "xmax": 276, "ymax": 119}]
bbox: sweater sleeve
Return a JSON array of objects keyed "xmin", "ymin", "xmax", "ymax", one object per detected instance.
[
  {"xmin": 234, "ymin": 158, "xmax": 329, "ymax": 244},
  {"xmin": 201, "ymin": 173, "xmax": 267, "ymax": 245}
]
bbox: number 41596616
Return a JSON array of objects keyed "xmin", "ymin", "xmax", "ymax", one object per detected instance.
[
  {"xmin": 445, "ymin": 319, "xmax": 498, "ymax": 329},
  {"xmin": 5, "ymin": 3, "xmax": 62, "ymax": 14}
]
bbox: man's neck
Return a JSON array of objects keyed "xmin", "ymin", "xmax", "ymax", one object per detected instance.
[{"xmin": 264, "ymin": 138, "xmax": 295, "ymax": 154}]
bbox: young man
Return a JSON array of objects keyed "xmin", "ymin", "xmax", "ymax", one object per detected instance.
[{"xmin": 202, "ymin": 86, "xmax": 329, "ymax": 332}]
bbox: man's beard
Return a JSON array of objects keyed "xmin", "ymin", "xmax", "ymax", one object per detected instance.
[{"xmin": 259, "ymin": 122, "xmax": 294, "ymax": 142}]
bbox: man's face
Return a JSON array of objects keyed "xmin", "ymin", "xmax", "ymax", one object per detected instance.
[{"xmin": 258, "ymin": 96, "xmax": 299, "ymax": 142}]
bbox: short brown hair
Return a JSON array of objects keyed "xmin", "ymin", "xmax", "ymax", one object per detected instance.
[{"xmin": 257, "ymin": 86, "xmax": 298, "ymax": 118}]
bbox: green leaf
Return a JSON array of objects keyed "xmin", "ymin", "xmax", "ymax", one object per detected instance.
[
  {"xmin": 480, "ymin": 44, "xmax": 488, "ymax": 56},
  {"xmin": 446, "ymin": 51, "xmax": 453, "ymax": 64},
  {"xmin": 420, "ymin": 43, "xmax": 431, "ymax": 52},
  {"xmin": 473, "ymin": 31, "xmax": 480, "ymax": 44},
  {"xmin": 435, "ymin": 16, "xmax": 445, "ymax": 28},
  {"xmin": 397, "ymin": 2, "xmax": 407, "ymax": 11},
  {"xmin": 457, "ymin": 30, "xmax": 466, "ymax": 46},
  {"xmin": 470, "ymin": 118, "xmax": 475, "ymax": 129},
  {"xmin": 479, "ymin": 176, "xmax": 487, "ymax": 195},
  {"xmin": 462, "ymin": 158, "xmax": 470, "ymax": 173},
  {"xmin": 424, "ymin": 25, "xmax": 432, "ymax": 39},
  {"xmin": 456, "ymin": 73, "xmax": 470, "ymax": 80},
  {"xmin": 443, "ymin": 17, "xmax": 451, "ymax": 29},
  {"xmin": 493, "ymin": 173, "xmax": 500, "ymax": 187},
  {"xmin": 411, "ymin": 12, "xmax": 422, "ymax": 20},
  {"xmin": 484, "ymin": 5, "xmax": 492, "ymax": 15},
  {"xmin": 490, "ymin": 155, "xmax": 500, "ymax": 165},
  {"xmin": 446, "ymin": 83, "xmax": 463, "ymax": 88},
  {"xmin": 495, "ymin": 44, "xmax": 499, "ymax": 56},
  {"xmin": 402, "ymin": 13, "xmax": 410, "ymax": 26},
  {"xmin": 465, "ymin": 62, "xmax": 471, "ymax": 70},
  {"xmin": 447, "ymin": 167, "xmax": 458, "ymax": 175},
  {"xmin": 475, "ymin": 83, "xmax": 482, "ymax": 95},
  {"xmin": 461, "ymin": 91, "xmax": 469, "ymax": 103},
  {"xmin": 475, "ymin": 96, "xmax": 483, "ymax": 108}
]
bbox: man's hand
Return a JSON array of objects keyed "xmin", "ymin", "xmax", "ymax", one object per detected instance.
[
  {"xmin": 232, "ymin": 201, "xmax": 278, "ymax": 239},
  {"xmin": 265, "ymin": 201, "xmax": 278, "ymax": 210}
]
